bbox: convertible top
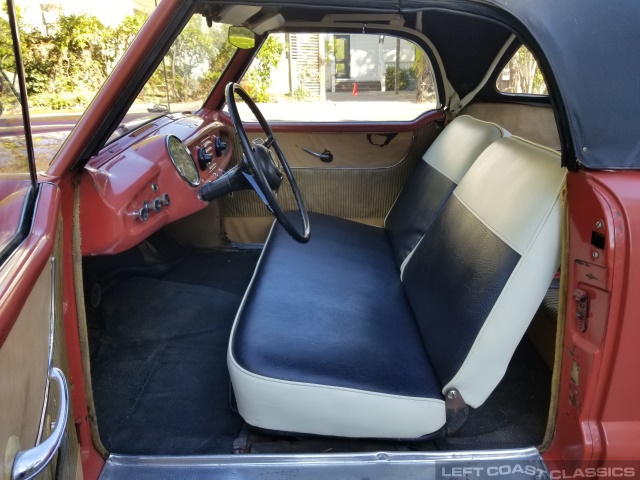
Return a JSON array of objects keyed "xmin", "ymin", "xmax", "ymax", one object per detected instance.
[
  {"xmin": 484, "ymin": 0, "xmax": 640, "ymax": 170},
  {"xmin": 220, "ymin": 0, "xmax": 640, "ymax": 169}
]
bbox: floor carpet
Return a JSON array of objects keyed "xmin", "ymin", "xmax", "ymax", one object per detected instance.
[{"xmin": 88, "ymin": 249, "xmax": 260, "ymax": 455}]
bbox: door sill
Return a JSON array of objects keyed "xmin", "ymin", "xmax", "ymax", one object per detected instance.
[{"xmin": 100, "ymin": 447, "xmax": 549, "ymax": 479}]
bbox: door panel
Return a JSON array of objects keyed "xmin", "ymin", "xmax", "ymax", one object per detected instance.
[
  {"xmin": 0, "ymin": 185, "xmax": 80, "ymax": 480},
  {"xmin": 1, "ymin": 2, "xmax": 79, "ymax": 477},
  {"xmin": 0, "ymin": 259, "xmax": 51, "ymax": 475},
  {"xmin": 221, "ymin": 119, "xmax": 442, "ymax": 243},
  {"xmin": 247, "ymin": 131, "xmax": 413, "ymax": 168}
]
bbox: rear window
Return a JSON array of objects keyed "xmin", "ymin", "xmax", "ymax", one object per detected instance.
[{"xmin": 496, "ymin": 46, "xmax": 548, "ymax": 96}]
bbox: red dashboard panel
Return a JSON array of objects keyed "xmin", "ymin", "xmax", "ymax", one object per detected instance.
[{"xmin": 80, "ymin": 114, "xmax": 234, "ymax": 255}]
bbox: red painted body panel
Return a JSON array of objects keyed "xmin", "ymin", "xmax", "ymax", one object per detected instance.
[
  {"xmin": 0, "ymin": 183, "xmax": 58, "ymax": 346},
  {"xmin": 80, "ymin": 115, "xmax": 233, "ymax": 255},
  {"xmin": 544, "ymin": 170, "xmax": 640, "ymax": 469}
]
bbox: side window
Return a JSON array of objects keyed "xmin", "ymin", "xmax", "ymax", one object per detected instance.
[
  {"xmin": 0, "ymin": 0, "xmax": 38, "ymax": 261},
  {"xmin": 238, "ymin": 33, "xmax": 437, "ymax": 122},
  {"xmin": 496, "ymin": 46, "xmax": 548, "ymax": 96},
  {"xmin": 0, "ymin": 8, "xmax": 31, "ymax": 175}
]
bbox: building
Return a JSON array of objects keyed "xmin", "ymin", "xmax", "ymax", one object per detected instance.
[{"xmin": 267, "ymin": 32, "xmax": 417, "ymax": 100}]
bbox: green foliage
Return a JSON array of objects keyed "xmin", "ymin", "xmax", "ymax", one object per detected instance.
[
  {"xmin": 0, "ymin": 9, "xmax": 242, "ymax": 112},
  {"xmin": 240, "ymin": 35, "xmax": 283, "ymax": 102},
  {"xmin": 0, "ymin": 7, "xmax": 23, "ymax": 115},
  {"xmin": 385, "ymin": 66, "xmax": 410, "ymax": 91},
  {"xmin": 0, "ymin": 9, "xmax": 262, "ymax": 113},
  {"xmin": 136, "ymin": 17, "xmax": 237, "ymax": 106},
  {"xmin": 4, "ymin": 9, "xmax": 150, "ymax": 111}
]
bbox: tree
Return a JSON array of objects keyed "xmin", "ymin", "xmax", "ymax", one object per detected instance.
[
  {"xmin": 413, "ymin": 48, "xmax": 435, "ymax": 102},
  {"xmin": 501, "ymin": 47, "xmax": 548, "ymax": 95},
  {"xmin": 240, "ymin": 35, "xmax": 283, "ymax": 103},
  {"xmin": 0, "ymin": 9, "xmax": 21, "ymax": 114}
]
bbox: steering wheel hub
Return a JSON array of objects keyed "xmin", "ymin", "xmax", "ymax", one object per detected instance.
[{"xmin": 253, "ymin": 144, "xmax": 283, "ymax": 190}]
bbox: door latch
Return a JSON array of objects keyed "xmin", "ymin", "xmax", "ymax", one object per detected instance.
[{"xmin": 573, "ymin": 289, "xmax": 590, "ymax": 332}]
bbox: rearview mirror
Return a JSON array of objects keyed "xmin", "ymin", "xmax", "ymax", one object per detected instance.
[{"xmin": 228, "ymin": 26, "xmax": 256, "ymax": 49}]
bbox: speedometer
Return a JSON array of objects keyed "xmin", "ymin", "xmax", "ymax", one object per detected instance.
[{"xmin": 166, "ymin": 135, "xmax": 200, "ymax": 186}]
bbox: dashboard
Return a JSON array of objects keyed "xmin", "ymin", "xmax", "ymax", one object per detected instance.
[{"xmin": 79, "ymin": 113, "xmax": 234, "ymax": 255}]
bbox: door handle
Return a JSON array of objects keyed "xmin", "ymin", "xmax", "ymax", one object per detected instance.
[
  {"xmin": 302, "ymin": 147, "xmax": 333, "ymax": 163},
  {"xmin": 12, "ymin": 368, "xmax": 69, "ymax": 480}
]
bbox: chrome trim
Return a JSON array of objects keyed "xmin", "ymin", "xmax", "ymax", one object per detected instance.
[
  {"xmin": 110, "ymin": 446, "xmax": 542, "ymax": 465},
  {"xmin": 101, "ymin": 448, "xmax": 549, "ymax": 480},
  {"xmin": 11, "ymin": 368, "xmax": 69, "ymax": 480},
  {"xmin": 36, "ymin": 257, "xmax": 56, "ymax": 442}
]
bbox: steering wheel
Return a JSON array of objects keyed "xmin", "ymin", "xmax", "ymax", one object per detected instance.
[{"xmin": 226, "ymin": 82, "xmax": 310, "ymax": 243}]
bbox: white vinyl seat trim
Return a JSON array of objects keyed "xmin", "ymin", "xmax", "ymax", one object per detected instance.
[
  {"xmin": 227, "ymin": 351, "xmax": 446, "ymax": 438},
  {"xmin": 442, "ymin": 137, "xmax": 566, "ymax": 407},
  {"xmin": 384, "ymin": 115, "xmax": 507, "ymax": 228},
  {"xmin": 422, "ymin": 115, "xmax": 508, "ymax": 184}
]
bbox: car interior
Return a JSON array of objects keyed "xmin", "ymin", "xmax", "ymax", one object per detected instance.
[{"xmin": 77, "ymin": 2, "xmax": 567, "ymax": 459}]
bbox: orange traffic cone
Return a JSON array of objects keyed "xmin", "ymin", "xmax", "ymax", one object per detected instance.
[{"xmin": 352, "ymin": 83, "xmax": 358, "ymax": 96}]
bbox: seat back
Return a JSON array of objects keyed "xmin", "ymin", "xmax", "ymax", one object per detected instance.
[
  {"xmin": 402, "ymin": 136, "xmax": 565, "ymax": 408},
  {"xmin": 385, "ymin": 115, "xmax": 506, "ymax": 269}
]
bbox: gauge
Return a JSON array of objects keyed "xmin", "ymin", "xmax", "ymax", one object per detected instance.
[{"xmin": 166, "ymin": 135, "xmax": 200, "ymax": 186}]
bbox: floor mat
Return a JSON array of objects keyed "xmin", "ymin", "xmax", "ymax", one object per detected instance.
[{"xmin": 89, "ymin": 249, "xmax": 260, "ymax": 455}]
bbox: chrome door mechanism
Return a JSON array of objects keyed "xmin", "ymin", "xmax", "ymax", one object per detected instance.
[{"xmin": 11, "ymin": 368, "xmax": 69, "ymax": 480}]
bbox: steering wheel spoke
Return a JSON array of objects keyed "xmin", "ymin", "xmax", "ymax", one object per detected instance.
[
  {"xmin": 226, "ymin": 83, "xmax": 310, "ymax": 243},
  {"xmin": 242, "ymin": 171, "xmax": 273, "ymax": 211},
  {"xmin": 263, "ymin": 135, "xmax": 275, "ymax": 149}
]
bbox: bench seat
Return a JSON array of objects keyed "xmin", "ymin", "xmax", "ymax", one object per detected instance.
[
  {"xmin": 228, "ymin": 117, "xmax": 565, "ymax": 439},
  {"xmin": 229, "ymin": 213, "xmax": 446, "ymax": 438}
]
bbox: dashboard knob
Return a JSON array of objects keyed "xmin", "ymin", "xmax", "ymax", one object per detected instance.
[
  {"xmin": 198, "ymin": 147, "xmax": 213, "ymax": 170},
  {"xmin": 214, "ymin": 136, "xmax": 227, "ymax": 157},
  {"xmin": 133, "ymin": 201, "xmax": 150, "ymax": 221},
  {"xmin": 153, "ymin": 198, "xmax": 163, "ymax": 212},
  {"xmin": 162, "ymin": 193, "xmax": 170, "ymax": 206}
]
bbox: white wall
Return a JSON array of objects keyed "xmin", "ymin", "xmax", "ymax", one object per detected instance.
[
  {"xmin": 349, "ymin": 34, "xmax": 380, "ymax": 82},
  {"xmin": 346, "ymin": 34, "xmax": 416, "ymax": 82}
]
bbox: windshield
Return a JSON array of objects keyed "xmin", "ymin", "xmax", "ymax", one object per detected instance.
[{"xmin": 110, "ymin": 15, "xmax": 237, "ymax": 142}]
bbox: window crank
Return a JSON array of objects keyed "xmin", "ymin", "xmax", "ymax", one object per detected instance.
[{"xmin": 302, "ymin": 147, "xmax": 333, "ymax": 163}]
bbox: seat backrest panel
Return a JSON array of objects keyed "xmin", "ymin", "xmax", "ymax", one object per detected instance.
[
  {"xmin": 385, "ymin": 115, "xmax": 505, "ymax": 269},
  {"xmin": 402, "ymin": 136, "xmax": 565, "ymax": 407}
]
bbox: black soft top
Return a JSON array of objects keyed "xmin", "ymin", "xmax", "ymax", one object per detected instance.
[{"xmin": 486, "ymin": 0, "xmax": 640, "ymax": 169}]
